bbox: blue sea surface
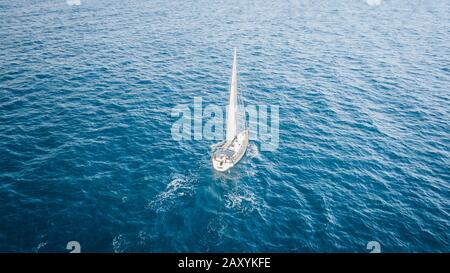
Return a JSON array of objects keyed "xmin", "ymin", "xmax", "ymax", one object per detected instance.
[{"xmin": 0, "ymin": 0, "xmax": 449, "ymax": 252}]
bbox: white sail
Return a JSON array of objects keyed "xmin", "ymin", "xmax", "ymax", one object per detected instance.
[
  {"xmin": 226, "ymin": 48, "xmax": 238, "ymax": 142},
  {"xmin": 212, "ymin": 48, "xmax": 249, "ymax": 172}
]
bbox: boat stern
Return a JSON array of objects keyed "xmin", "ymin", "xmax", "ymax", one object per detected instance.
[{"xmin": 212, "ymin": 156, "xmax": 234, "ymax": 172}]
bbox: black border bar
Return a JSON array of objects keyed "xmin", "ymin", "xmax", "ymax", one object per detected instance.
[{"xmin": 0, "ymin": 253, "xmax": 447, "ymax": 272}]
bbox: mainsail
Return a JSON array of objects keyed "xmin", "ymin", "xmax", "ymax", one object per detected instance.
[{"xmin": 226, "ymin": 48, "xmax": 238, "ymax": 141}]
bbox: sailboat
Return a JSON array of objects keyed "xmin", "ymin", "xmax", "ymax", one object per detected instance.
[{"xmin": 212, "ymin": 48, "xmax": 249, "ymax": 172}]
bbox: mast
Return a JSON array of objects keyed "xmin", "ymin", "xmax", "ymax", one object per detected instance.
[{"xmin": 226, "ymin": 48, "xmax": 238, "ymax": 142}]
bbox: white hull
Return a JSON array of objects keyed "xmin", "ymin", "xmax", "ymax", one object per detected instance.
[{"xmin": 212, "ymin": 130, "xmax": 249, "ymax": 172}]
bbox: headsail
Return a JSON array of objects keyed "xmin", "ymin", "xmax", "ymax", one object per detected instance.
[{"xmin": 226, "ymin": 48, "xmax": 238, "ymax": 142}]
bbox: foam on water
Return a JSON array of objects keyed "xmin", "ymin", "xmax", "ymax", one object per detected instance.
[
  {"xmin": 225, "ymin": 189, "xmax": 257, "ymax": 214},
  {"xmin": 246, "ymin": 142, "xmax": 261, "ymax": 160},
  {"xmin": 32, "ymin": 241, "xmax": 48, "ymax": 253},
  {"xmin": 112, "ymin": 234, "xmax": 129, "ymax": 253},
  {"xmin": 147, "ymin": 174, "xmax": 197, "ymax": 213}
]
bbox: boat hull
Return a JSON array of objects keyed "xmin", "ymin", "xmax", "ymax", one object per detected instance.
[{"xmin": 212, "ymin": 130, "xmax": 249, "ymax": 172}]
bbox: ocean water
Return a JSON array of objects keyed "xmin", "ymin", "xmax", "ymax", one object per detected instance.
[{"xmin": 0, "ymin": 0, "xmax": 449, "ymax": 253}]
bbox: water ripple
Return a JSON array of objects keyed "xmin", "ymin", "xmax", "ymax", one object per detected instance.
[{"xmin": 0, "ymin": 0, "xmax": 449, "ymax": 252}]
